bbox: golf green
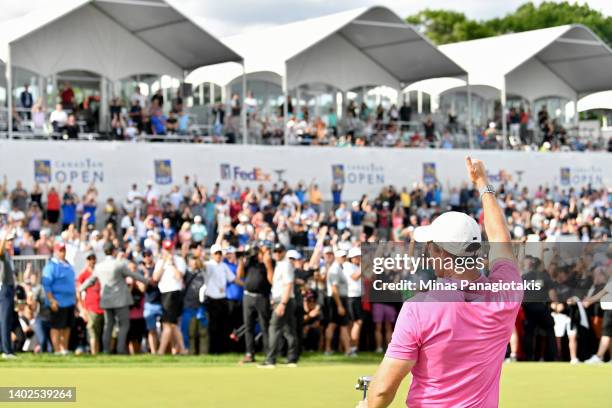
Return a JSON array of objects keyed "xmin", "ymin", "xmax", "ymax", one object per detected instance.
[{"xmin": 0, "ymin": 354, "xmax": 609, "ymax": 407}]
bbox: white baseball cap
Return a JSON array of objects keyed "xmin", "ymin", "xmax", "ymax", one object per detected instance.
[
  {"xmin": 348, "ymin": 247, "xmax": 361, "ymax": 258},
  {"xmin": 334, "ymin": 249, "xmax": 347, "ymax": 258},
  {"xmin": 286, "ymin": 249, "xmax": 302, "ymax": 260},
  {"xmin": 210, "ymin": 244, "xmax": 223, "ymax": 254},
  {"xmin": 413, "ymin": 211, "xmax": 481, "ymax": 256},
  {"xmin": 224, "ymin": 246, "xmax": 236, "ymax": 255}
]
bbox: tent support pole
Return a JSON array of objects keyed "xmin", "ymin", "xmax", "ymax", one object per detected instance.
[
  {"xmin": 573, "ymin": 92, "xmax": 579, "ymax": 137},
  {"xmin": 296, "ymin": 86, "xmax": 301, "ymax": 116},
  {"xmin": 6, "ymin": 43, "xmax": 13, "ymax": 139},
  {"xmin": 466, "ymin": 75, "xmax": 473, "ymax": 150},
  {"xmin": 282, "ymin": 66, "xmax": 288, "ymax": 146},
  {"xmin": 241, "ymin": 61, "xmax": 247, "ymax": 145},
  {"xmin": 500, "ymin": 78, "xmax": 507, "ymax": 150}
]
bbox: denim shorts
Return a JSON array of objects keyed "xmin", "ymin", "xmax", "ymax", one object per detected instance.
[{"xmin": 143, "ymin": 302, "xmax": 163, "ymax": 331}]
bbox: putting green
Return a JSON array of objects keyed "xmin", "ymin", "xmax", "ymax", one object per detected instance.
[{"xmin": 0, "ymin": 354, "xmax": 609, "ymax": 407}]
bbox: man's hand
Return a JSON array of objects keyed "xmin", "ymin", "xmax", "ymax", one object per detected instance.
[
  {"xmin": 465, "ymin": 156, "xmax": 488, "ymax": 188},
  {"xmin": 275, "ymin": 303, "xmax": 286, "ymax": 317},
  {"xmin": 338, "ymin": 304, "xmax": 346, "ymax": 317},
  {"xmin": 50, "ymin": 299, "xmax": 59, "ymax": 312}
]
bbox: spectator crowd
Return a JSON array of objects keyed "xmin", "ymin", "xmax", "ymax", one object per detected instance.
[
  {"xmin": 0, "ymin": 171, "xmax": 611, "ymax": 365},
  {"xmin": 8, "ymin": 83, "xmax": 612, "ymax": 152}
]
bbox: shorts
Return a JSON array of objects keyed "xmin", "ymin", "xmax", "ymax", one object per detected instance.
[
  {"xmin": 86, "ymin": 311, "xmax": 104, "ymax": 341},
  {"xmin": 47, "ymin": 209, "xmax": 60, "ymax": 224},
  {"xmin": 127, "ymin": 318, "xmax": 147, "ymax": 342},
  {"xmin": 347, "ymin": 297, "xmax": 363, "ymax": 322},
  {"xmin": 143, "ymin": 302, "xmax": 163, "ymax": 331},
  {"xmin": 161, "ymin": 291, "xmax": 183, "ymax": 324},
  {"xmin": 372, "ymin": 303, "xmax": 397, "ymax": 324},
  {"xmin": 50, "ymin": 305, "xmax": 75, "ymax": 329},
  {"xmin": 552, "ymin": 312, "xmax": 576, "ymax": 337},
  {"xmin": 603, "ymin": 310, "xmax": 612, "ymax": 337},
  {"xmin": 327, "ymin": 296, "xmax": 349, "ymax": 327}
]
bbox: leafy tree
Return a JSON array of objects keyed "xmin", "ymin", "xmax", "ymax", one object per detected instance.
[{"xmin": 407, "ymin": 2, "xmax": 612, "ymax": 45}]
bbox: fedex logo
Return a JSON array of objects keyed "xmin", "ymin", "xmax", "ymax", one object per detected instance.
[{"xmin": 220, "ymin": 164, "xmax": 272, "ymax": 181}]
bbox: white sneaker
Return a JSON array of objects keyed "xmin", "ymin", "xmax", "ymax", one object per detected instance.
[
  {"xmin": 1, "ymin": 353, "xmax": 17, "ymax": 360},
  {"xmin": 569, "ymin": 358, "xmax": 580, "ymax": 364},
  {"xmin": 375, "ymin": 347, "xmax": 384, "ymax": 353},
  {"xmin": 584, "ymin": 355, "xmax": 603, "ymax": 364}
]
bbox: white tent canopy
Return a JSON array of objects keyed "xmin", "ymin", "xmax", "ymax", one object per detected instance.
[
  {"xmin": 186, "ymin": 6, "xmax": 465, "ymax": 92},
  {"xmin": 410, "ymin": 25, "xmax": 612, "ymax": 103},
  {"xmin": 0, "ymin": 0, "xmax": 242, "ymax": 81}
]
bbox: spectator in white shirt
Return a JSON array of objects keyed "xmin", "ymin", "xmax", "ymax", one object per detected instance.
[
  {"xmin": 204, "ymin": 244, "xmax": 236, "ymax": 354},
  {"xmin": 153, "ymin": 240, "xmax": 187, "ymax": 355},
  {"xmin": 259, "ymin": 244, "xmax": 298, "ymax": 368},
  {"xmin": 344, "ymin": 247, "xmax": 362, "ymax": 356},
  {"xmin": 49, "ymin": 104, "xmax": 68, "ymax": 132}
]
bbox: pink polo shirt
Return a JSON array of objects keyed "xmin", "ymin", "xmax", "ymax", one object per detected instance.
[{"xmin": 386, "ymin": 259, "xmax": 522, "ymax": 408}]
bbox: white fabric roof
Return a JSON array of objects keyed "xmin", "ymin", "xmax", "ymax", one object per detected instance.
[
  {"xmin": 578, "ymin": 90, "xmax": 612, "ymax": 111},
  {"xmin": 186, "ymin": 6, "xmax": 465, "ymax": 92},
  {"xmin": 0, "ymin": 0, "xmax": 241, "ymax": 81},
  {"xmin": 414, "ymin": 24, "xmax": 612, "ymax": 102}
]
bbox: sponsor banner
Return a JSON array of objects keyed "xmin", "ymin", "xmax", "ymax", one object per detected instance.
[
  {"xmin": 154, "ymin": 159, "xmax": 172, "ymax": 185},
  {"xmin": 0, "ymin": 140, "xmax": 610, "ymax": 201},
  {"xmin": 422, "ymin": 162, "xmax": 436, "ymax": 184}
]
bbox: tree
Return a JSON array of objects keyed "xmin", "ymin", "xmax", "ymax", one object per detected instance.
[{"xmin": 407, "ymin": 2, "xmax": 612, "ymax": 46}]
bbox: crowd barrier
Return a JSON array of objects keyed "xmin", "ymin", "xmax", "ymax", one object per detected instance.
[{"xmin": 0, "ymin": 139, "xmax": 609, "ymax": 202}]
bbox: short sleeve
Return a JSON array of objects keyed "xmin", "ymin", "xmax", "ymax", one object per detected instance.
[
  {"xmin": 385, "ymin": 303, "xmax": 420, "ymax": 362},
  {"xmin": 283, "ymin": 263, "xmax": 294, "ymax": 285},
  {"xmin": 41, "ymin": 263, "xmax": 54, "ymax": 292},
  {"xmin": 489, "ymin": 258, "xmax": 520, "ymax": 284}
]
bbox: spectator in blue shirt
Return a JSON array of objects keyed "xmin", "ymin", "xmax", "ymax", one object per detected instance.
[
  {"xmin": 331, "ymin": 183, "xmax": 343, "ymax": 208},
  {"xmin": 61, "ymin": 196, "xmax": 77, "ymax": 230},
  {"xmin": 41, "ymin": 242, "xmax": 76, "ymax": 355},
  {"xmin": 151, "ymin": 110, "xmax": 166, "ymax": 135}
]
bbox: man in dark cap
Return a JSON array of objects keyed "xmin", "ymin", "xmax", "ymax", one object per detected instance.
[{"xmin": 259, "ymin": 244, "xmax": 298, "ymax": 368}]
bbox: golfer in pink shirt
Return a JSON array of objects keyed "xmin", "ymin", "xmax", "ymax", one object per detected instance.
[{"xmin": 364, "ymin": 157, "xmax": 522, "ymax": 408}]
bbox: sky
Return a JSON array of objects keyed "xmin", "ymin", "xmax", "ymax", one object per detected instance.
[{"xmin": 1, "ymin": 0, "xmax": 611, "ymax": 37}]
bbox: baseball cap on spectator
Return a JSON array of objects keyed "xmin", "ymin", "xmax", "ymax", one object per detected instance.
[
  {"xmin": 413, "ymin": 211, "xmax": 481, "ymax": 257},
  {"xmin": 54, "ymin": 242, "xmax": 66, "ymax": 252},
  {"xmin": 348, "ymin": 247, "xmax": 361, "ymax": 258},
  {"xmin": 287, "ymin": 249, "xmax": 302, "ymax": 260},
  {"xmin": 143, "ymin": 249, "xmax": 153, "ymax": 257},
  {"xmin": 210, "ymin": 244, "xmax": 223, "ymax": 254},
  {"xmin": 323, "ymin": 246, "xmax": 333, "ymax": 255},
  {"xmin": 1, "ymin": 230, "xmax": 15, "ymax": 241},
  {"xmin": 273, "ymin": 243, "xmax": 286, "ymax": 253},
  {"xmin": 334, "ymin": 249, "xmax": 347, "ymax": 258},
  {"xmin": 194, "ymin": 215, "xmax": 202, "ymax": 223},
  {"xmin": 224, "ymin": 246, "xmax": 236, "ymax": 255},
  {"xmin": 162, "ymin": 240, "xmax": 175, "ymax": 250},
  {"xmin": 239, "ymin": 214, "xmax": 249, "ymax": 223}
]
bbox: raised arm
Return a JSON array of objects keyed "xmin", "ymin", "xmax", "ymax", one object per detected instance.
[{"xmin": 465, "ymin": 157, "xmax": 514, "ymax": 263}]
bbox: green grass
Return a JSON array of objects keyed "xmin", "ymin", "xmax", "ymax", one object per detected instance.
[{"xmin": 0, "ymin": 353, "xmax": 610, "ymax": 407}]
